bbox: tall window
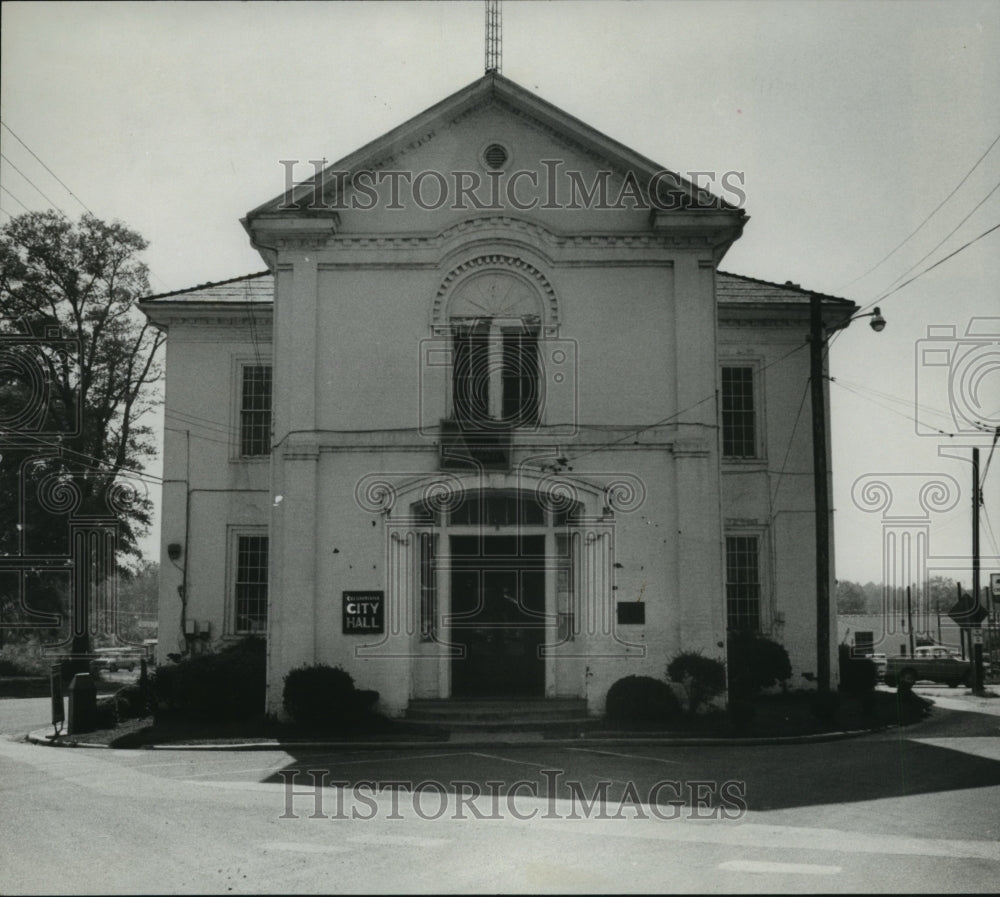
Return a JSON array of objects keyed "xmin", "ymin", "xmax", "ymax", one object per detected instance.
[
  {"xmin": 234, "ymin": 534, "xmax": 268, "ymax": 633},
  {"xmin": 419, "ymin": 533, "xmax": 437, "ymax": 641},
  {"xmin": 452, "ymin": 323, "xmax": 539, "ymax": 427},
  {"xmin": 725, "ymin": 535, "xmax": 760, "ymax": 631},
  {"xmin": 240, "ymin": 364, "xmax": 272, "ymax": 456},
  {"xmin": 721, "ymin": 366, "xmax": 756, "ymax": 458}
]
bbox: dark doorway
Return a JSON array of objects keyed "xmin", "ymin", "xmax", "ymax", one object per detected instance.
[{"xmin": 450, "ymin": 535, "xmax": 546, "ymax": 697}]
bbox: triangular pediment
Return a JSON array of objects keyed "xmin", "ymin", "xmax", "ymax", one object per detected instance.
[{"xmin": 244, "ymin": 73, "xmax": 743, "ymax": 223}]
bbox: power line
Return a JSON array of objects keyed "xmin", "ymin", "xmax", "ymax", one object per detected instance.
[
  {"xmin": 164, "ymin": 425, "xmax": 238, "ymax": 450},
  {"xmin": 769, "ymin": 377, "xmax": 811, "ymax": 509},
  {"xmin": 831, "ymin": 376, "xmax": 968, "ymax": 431},
  {"xmin": 0, "ymin": 151, "xmax": 66, "ymax": 215},
  {"xmin": 857, "ymin": 221, "xmax": 1000, "ymax": 315},
  {"xmin": 884, "ymin": 178, "xmax": 1000, "ymax": 291},
  {"xmin": 980, "ymin": 426, "xmax": 1000, "ymax": 487},
  {"xmin": 0, "ymin": 120, "xmax": 94, "ymax": 215},
  {"xmin": 829, "ymin": 377, "xmax": 962, "ymax": 437},
  {"xmin": 0, "ymin": 429, "xmax": 164, "ymax": 487},
  {"xmin": 840, "ymin": 130, "xmax": 1000, "ymax": 290},
  {"xmin": 982, "ymin": 507, "xmax": 1000, "ymax": 560},
  {"xmin": 559, "ymin": 340, "xmax": 812, "ymax": 467},
  {"xmin": 0, "ymin": 183, "xmax": 30, "ymax": 213}
]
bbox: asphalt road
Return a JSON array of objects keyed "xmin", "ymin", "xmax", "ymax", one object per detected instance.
[{"xmin": 1, "ymin": 693, "xmax": 999, "ymax": 894}]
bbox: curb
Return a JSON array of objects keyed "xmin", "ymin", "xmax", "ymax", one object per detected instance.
[{"xmin": 24, "ymin": 725, "xmax": 882, "ymax": 752}]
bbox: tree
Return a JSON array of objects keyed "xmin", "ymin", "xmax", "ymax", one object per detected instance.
[
  {"xmin": 0, "ymin": 211, "xmax": 163, "ymax": 656},
  {"xmin": 836, "ymin": 580, "xmax": 868, "ymax": 614},
  {"xmin": 109, "ymin": 561, "xmax": 159, "ymax": 645},
  {"xmin": 926, "ymin": 576, "xmax": 958, "ymax": 613}
]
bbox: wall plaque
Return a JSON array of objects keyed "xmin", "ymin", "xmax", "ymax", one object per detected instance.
[{"xmin": 342, "ymin": 591, "xmax": 384, "ymax": 634}]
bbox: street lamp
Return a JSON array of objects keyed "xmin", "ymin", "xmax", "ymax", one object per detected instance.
[{"xmin": 810, "ymin": 298, "xmax": 885, "ymax": 693}]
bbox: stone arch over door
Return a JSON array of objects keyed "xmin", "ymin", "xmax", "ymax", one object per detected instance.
[
  {"xmin": 372, "ymin": 471, "xmax": 615, "ymax": 700},
  {"xmin": 431, "ymin": 254, "xmax": 560, "ymax": 337}
]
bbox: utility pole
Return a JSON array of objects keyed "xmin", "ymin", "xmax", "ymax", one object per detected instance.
[
  {"xmin": 972, "ymin": 447, "xmax": 984, "ymax": 695},
  {"xmin": 810, "ymin": 295, "xmax": 832, "ymax": 692},
  {"xmin": 906, "ymin": 585, "xmax": 915, "ymax": 656},
  {"xmin": 808, "ymin": 298, "xmax": 882, "ymax": 693}
]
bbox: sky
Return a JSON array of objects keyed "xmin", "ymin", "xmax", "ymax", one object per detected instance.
[{"xmin": 2, "ymin": 0, "xmax": 999, "ymax": 587}]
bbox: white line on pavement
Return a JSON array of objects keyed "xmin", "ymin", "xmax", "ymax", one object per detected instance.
[
  {"xmin": 470, "ymin": 751, "xmax": 555, "ymax": 769},
  {"xmin": 718, "ymin": 859, "xmax": 842, "ymax": 875},
  {"xmin": 259, "ymin": 841, "xmax": 352, "ymax": 855},
  {"xmin": 347, "ymin": 833, "xmax": 451, "ymax": 848},
  {"xmin": 566, "ymin": 747, "xmax": 681, "ymax": 765}
]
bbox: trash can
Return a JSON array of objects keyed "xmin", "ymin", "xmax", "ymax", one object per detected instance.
[{"xmin": 68, "ymin": 673, "xmax": 98, "ymax": 735}]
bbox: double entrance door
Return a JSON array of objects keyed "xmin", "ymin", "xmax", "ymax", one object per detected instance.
[{"xmin": 449, "ymin": 535, "xmax": 546, "ymax": 697}]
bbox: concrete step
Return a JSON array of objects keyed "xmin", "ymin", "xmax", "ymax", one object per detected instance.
[
  {"xmin": 403, "ymin": 717, "xmax": 594, "ymax": 733},
  {"xmin": 405, "ymin": 698, "xmax": 588, "ymax": 725}
]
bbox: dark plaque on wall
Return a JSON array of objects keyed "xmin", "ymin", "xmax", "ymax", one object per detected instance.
[
  {"xmin": 616, "ymin": 601, "xmax": 645, "ymax": 625},
  {"xmin": 342, "ymin": 591, "xmax": 384, "ymax": 634}
]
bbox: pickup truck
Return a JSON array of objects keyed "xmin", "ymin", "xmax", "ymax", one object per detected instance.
[{"xmin": 884, "ymin": 646, "xmax": 971, "ymax": 688}]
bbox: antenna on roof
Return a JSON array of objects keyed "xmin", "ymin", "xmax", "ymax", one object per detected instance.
[{"xmin": 485, "ymin": 0, "xmax": 502, "ymax": 74}]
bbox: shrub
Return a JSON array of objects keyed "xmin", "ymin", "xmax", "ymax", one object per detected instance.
[
  {"xmin": 605, "ymin": 675, "xmax": 681, "ymax": 725},
  {"xmin": 809, "ymin": 690, "xmax": 841, "ymax": 723},
  {"xmin": 94, "ymin": 697, "xmax": 119, "ymax": 730},
  {"xmin": 151, "ymin": 637, "xmax": 265, "ymax": 720},
  {"xmin": 667, "ymin": 651, "xmax": 727, "ymax": 715},
  {"xmin": 113, "ymin": 683, "xmax": 150, "ymax": 721},
  {"xmin": 838, "ymin": 644, "xmax": 878, "ymax": 696},
  {"xmin": 0, "ymin": 645, "xmax": 49, "ymax": 677},
  {"xmin": 728, "ymin": 695, "xmax": 756, "ymax": 731},
  {"xmin": 727, "ymin": 631, "xmax": 792, "ymax": 699},
  {"xmin": 0, "ymin": 657, "xmax": 35, "ymax": 677},
  {"xmin": 282, "ymin": 664, "xmax": 380, "ymax": 731}
]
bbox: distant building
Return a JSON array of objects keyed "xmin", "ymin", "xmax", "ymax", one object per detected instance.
[{"xmin": 141, "ymin": 73, "xmax": 856, "ymax": 716}]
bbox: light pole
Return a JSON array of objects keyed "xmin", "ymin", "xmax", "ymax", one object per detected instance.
[{"xmin": 809, "ymin": 297, "xmax": 885, "ymax": 693}]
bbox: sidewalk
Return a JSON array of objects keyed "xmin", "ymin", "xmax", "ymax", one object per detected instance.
[
  {"xmin": 908, "ymin": 685, "xmax": 1000, "ymax": 716},
  {"xmin": 26, "ymin": 724, "xmax": 888, "ymax": 751}
]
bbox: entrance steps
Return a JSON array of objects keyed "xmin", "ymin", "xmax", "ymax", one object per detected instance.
[{"xmin": 405, "ymin": 698, "xmax": 590, "ymax": 731}]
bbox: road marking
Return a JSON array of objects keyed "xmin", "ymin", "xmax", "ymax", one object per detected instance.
[
  {"xmin": 567, "ymin": 747, "xmax": 680, "ymax": 765},
  {"xmin": 718, "ymin": 859, "xmax": 841, "ymax": 875},
  {"xmin": 287, "ymin": 751, "xmax": 466, "ymax": 767},
  {"xmin": 260, "ymin": 841, "xmax": 352, "ymax": 855},
  {"xmin": 470, "ymin": 751, "xmax": 554, "ymax": 769},
  {"xmin": 347, "ymin": 833, "xmax": 450, "ymax": 848}
]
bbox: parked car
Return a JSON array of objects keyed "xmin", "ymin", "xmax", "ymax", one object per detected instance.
[
  {"xmin": 866, "ymin": 653, "xmax": 887, "ymax": 681},
  {"xmin": 90, "ymin": 647, "xmax": 143, "ymax": 673},
  {"xmin": 884, "ymin": 645, "xmax": 971, "ymax": 688}
]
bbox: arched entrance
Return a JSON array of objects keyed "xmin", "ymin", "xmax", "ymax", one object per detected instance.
[{"xmin": 409, "ymin": 484, "xmax": 587, "ymax": 699}]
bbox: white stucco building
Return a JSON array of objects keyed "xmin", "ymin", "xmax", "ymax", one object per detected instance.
[{"xmin": 141, "ymin": 73, "xmax": 856, "ymax": 716}]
